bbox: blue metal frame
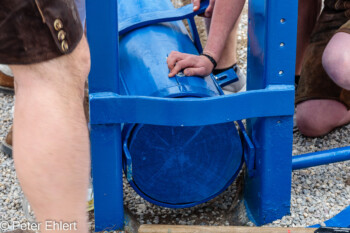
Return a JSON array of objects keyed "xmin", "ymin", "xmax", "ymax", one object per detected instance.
[
  {"xmin": 89, "ymin": 87, "xmax": 294, "ymax": 126},
  {"xmin": 87, "ymin": 0, "xmax": 296, "ymax": 229},
  {"xmin": 87, "ymin": 0, "xmax": 350, "ymax": 230},
  {"xmin": 86, "ymin": 0, "xmax": 124, "ymax": 231},
  {"xmin": 244, "ymin": 0, "xmax": 298, "ymax": 225},
  {"xmin": 237, "ymin": 121, "xmax": 256, "ymax": 177}
]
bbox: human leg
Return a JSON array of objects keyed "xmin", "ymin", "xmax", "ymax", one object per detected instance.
[
  {"xmin": 0, "ymin": 0, "xmax": 88, "ymax": 157},
  {"xmin": 204, "ymin": 15, "xmax": 246, "ymax": 92},
  {"xmin": 295, "ymin": 3, "xmax": 350, "ymax": 136},
  {"xmin": 296, "ymin": 100, "xmax": 350, "ymax": 137},
  {"xmin": 204, "ymin": 16, "xmax": 240, "ymax": 69},
  {"xmin": 323, "ymin": 31, "xmax": 350, "ymax": 90},
  {"xmin": 11, "ymin": 36, "xmax": 90, "ymax": 233},
  {"xmin": 0, "ymin": 0, "xmax": 90, "ymax": 231},
  {"xmin": 297, "ymin": 24, "xmax": 350, "ymax": 136}
]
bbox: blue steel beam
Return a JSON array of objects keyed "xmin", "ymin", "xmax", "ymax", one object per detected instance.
[
  {"xmin": 86, "ymin": 0, "xmax": 124, "ymax": 231},
  {"xmin": 89, "ymin": 85, "xmax": 294, "ymax": 126},
  {"xmin": 292, "ymin": 146, "xmax": 350, "ymax": 170},
  {"xmin": 244, "ymin": 0, "xmax": 298, "ymax": 225}
]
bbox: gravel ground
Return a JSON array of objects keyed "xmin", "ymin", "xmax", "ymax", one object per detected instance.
[{"xmin": 0, "ymin": 1, "xmax": 349, "ymax": 232}]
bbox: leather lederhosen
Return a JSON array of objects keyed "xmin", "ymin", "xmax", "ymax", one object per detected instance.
[
  {"xmin": 296, "ymin": 0, "xmax": 350, "ymax": 108},
  {"xmin": 0, "ymin": 0, "xmax": 83, "ymax": 64}
]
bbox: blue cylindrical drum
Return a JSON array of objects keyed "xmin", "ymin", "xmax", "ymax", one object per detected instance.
[{"xmin": 119, "ymin": 0, "xmax": 243, "ymax": 207}]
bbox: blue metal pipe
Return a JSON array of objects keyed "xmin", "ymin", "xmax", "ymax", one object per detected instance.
[{"xmin": 292, "ymin": 146, "xmax": 350, "ymax": 170}]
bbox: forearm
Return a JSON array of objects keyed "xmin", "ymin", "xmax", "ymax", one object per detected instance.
[{"xmin": 204, "ymin": 0, "xmax": 245, "ymax": 61}]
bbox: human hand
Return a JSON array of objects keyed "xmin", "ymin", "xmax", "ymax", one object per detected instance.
[
  {"xmin": 192, "ymin": 0, "xmax": 216, "ymax": 18},
  {"xmin": 167, "ymin": 51, "xmax": 215, "ymax": 77}
]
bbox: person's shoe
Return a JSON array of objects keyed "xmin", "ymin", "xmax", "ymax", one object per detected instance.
[
  {"xmin": 214, "ymin": 64, "xmax": 246, "ymax": 93},
  {"xmin": 1, "ymin": 126, "xmax": 12, "ymax": 157},
  {"xmin": 0, "ymin": 64, "xmax": 14, "ymax": 95}
]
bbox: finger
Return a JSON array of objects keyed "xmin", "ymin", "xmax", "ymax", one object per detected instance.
[
  {"xmin": 169, "ymin": 60, "xmax": 190, "ymax": 77},
  {"xmin": 167, "ymin": 51, "xmax": 183, "ymax": 70},
  {"xmin": 184, "ymin": 67, "xmax": 208, "ymax": 77},
  {"xmin": 204, "ymin": 9, "xmax": 213, "ymax": 18},
  {"xmin": 205, "ymin": 0, "xmax": 215, "ymax": 17},
  {"xmin": 193, "ymin": 0, "xmax": 200, "ymax": 11}
]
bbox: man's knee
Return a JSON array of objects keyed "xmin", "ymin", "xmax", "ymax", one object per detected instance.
[
  {"xmin": 12, "ymin": 37, "xmax": 90, "ymax": 96},
  {"xmin": 322, "ymin": 33, "xmax": 350, "ymax": 90}
]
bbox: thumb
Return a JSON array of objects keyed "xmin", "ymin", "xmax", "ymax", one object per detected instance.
[{"xmin": 193, "ymin": 0, "xmax": 200, "ymax": 11}]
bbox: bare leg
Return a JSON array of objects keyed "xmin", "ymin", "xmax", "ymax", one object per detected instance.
[
  {"xmin": 297, "ymin": 32, "xmax": 350, "ymax": 137},
  {"xmin": 295, "ymin": 0, "xmax": 321, "ymax": 75},
  {"xmin": 204, "ymin": 15, "xmax": 246, "ymax": 93},
  {"xmin": 323, "ymin": 32, "xmax": 350, "ymax": 90},
  {"xmin": 11, "ymin": 37, "xmax": 90, "ymax": 233},
  {"xmin": 296, "ymin": 100, "xmax": 350, "ymax": 137},
  {"xmin": 204, "ymin": 15, "xmax": 241, "ymax": 68}
]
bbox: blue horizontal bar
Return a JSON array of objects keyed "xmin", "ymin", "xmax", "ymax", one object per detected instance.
[
  {"xmin": 292, "ymin": 146, "xmax": 350, "ymax": 170},
  {"xmin": 89, "ymin": 85, "xmax": 294, "ymax": 126},
  {"xmin": 119, "ymin": 0, "xmax": 209, "ymax": 35}
]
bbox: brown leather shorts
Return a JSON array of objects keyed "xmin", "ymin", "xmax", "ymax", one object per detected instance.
[
  {"xmin": 295, "ymin": 0, "xmax": 350, "ymax": 108},
  {"xmin": 0, "ymin": 0, "xmax": 83, "ymax": 64}
]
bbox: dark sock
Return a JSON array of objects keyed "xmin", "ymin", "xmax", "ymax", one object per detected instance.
[
  {"xmin": 213, "ymin": 63, "xmax": 237, "ymax": 75},
  {"xmin": 295, "ymin": 75, "xmax": 300, "ymax": 90},
  {"xmin": 295, "ymin": 75, "xmax": 300, "ymax": 86}
]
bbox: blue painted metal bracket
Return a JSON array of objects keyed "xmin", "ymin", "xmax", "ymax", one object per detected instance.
[
  {"xmin": 214, "ymin": 68, "xmax": 239, "ymax": 88},
  {"xmin": 237, "ymin": 121, "xmax": 256, "ymax": 177},
  {"xmin": 89, "ymin": 85, "xmax": 294, "ymax": 126},
  {"xmin": 119, "ymin": 0, "xmax": 209, "ymax": 36},
  {"xmin": 292, "ymin": 146, "xmax": 350, "ymax": 170}
]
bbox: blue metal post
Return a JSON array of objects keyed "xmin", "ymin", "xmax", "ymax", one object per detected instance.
[
  {"xmin": 86, "ymin": 0, "xmax": 124, "ymax": 231},
  {"xmin": 244, "ymin": 0, "xmax": 298, "ymax": 225}
]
